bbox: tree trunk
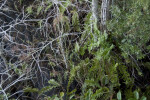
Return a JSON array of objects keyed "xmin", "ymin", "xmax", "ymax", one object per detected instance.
[
  {"xmin": 101, "ymin": 0, "xmax": 110, "ymax": 31},
  {"xmin": 92, "ymin": 0, "xmax": 99, "ymax": 22}
]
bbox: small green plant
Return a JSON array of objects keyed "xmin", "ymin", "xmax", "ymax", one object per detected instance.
[{"xmin": 117, "ymin": 90, "xmax": 147, "ymax": 100}]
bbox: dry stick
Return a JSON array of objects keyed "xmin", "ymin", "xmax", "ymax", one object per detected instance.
[
  {"xmin": 4, "ymin": 74, "xmax": 26, "ymax": 91},
  {"xmin": 0, "ymin": 84, "xmax": 8, "ymax": 100},
  {"xmin": 0, "ymin": 0, "xmax": 8, "ymax": 10}
]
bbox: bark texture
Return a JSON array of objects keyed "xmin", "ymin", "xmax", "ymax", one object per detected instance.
[
  {"xmin": 92, "ymin": 0, "xmax": 99, "ymax": 22},
  {"xmin": 101, "ymin": 0, "xmax": 110, "ymax": 31}
]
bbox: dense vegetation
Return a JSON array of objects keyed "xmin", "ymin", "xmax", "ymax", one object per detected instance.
[{"xmin": 0, "ymin": 0, "xmax": 150, "ymax": 100}]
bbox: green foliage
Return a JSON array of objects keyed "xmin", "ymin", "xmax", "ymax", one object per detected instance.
[
  {"xmin": 117, "ymin": 91, "xmax": 122, "ymax": 100},
  {"xmin": 24, "ymin": 87, "xmax": 39, "ymax": 93},
  {"xmin": 26, "ymin": 6, "xmax": 33, "ymax": 14},
  {"xmin": 118, "ymin": 90, "xmax": 147, "ymax": 100},
  {"xmin": 109, "ymin": 0, "xmax": 150, "ymax": 61},
  {"xmin": 67, "ymin": 12, "xmax": 121, "ymax": 100},
  {"xmin": 45, "ymin": 2, "xmax": 52, "ymax": 12},
  {"xmin": 75, "ymin": 42, "xmax": 80, "ymax": 52},
  {"xmin": 72, "ymin": 11, "xmax": 80, "ymax": 31},
  {"xmin": 108, "ymin": 0, "xmax": 150, "ymax": 79},
  {"xmin": 24, "ymin": 79, "xmax": 61, "ymax": 97},
  {"xmin": 67, "ymin": 65, "xmax": 80, "ymax": 92},
  {"xmin": 37, "ymin": 6, "xmax": 43, "ymax": 15},
  {"xmin": 118, "ymin": 65, "xmax": 133, "ymax": 86},
  {"xmin": 134, "ymin": 91, "xmax": 139, "ymax": 100},
  {"xmin": 58, "ymin": 0, "xmax": 70, "ymax": 14}
]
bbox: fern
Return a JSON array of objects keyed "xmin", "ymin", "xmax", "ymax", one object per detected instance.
[
  {"xmin": 38, "ymin": 86, "xmax": 54, "ymax": 95},
  {"xmin": 48, "ymin": 79, "xmax": 61, "ymax": 87},
  {"xmin": 24, "ymin": 87, "xmax": 39, "ymax": 93},
  {"xmin": 72, "ymin": 11, "xmax": 80, "ymax": 32},
  {"xmin": 67, "ymin": 66, "xmax": 80, "ymax": 93}
]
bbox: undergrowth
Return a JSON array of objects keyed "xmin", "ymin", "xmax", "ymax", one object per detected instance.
[{"xmin": 0, "ymin": 0, "xmax": 150, "ymax": 100}]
